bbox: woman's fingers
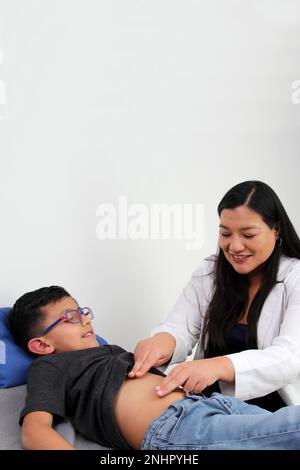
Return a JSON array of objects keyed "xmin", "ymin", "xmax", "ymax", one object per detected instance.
[
  {"xmin": 193, "ymin": 381, "xmax": 205, "ymax": 394},
  {"xmin": 183, "ymin": 377, "xmax": 203, "ymax": 394},
  {"xmin": 129, "ymin": 350, "xmax": 158, "ymax": 377},
  {"xmin": 128, "ymin": 340, "xmax": 162, "ymax": 377},
  {"xmin": 155, "ymin": 361, "xmax": 209, "ymax": 396},
  {"xmin": 129, "ymin": 333, "xmax": 176, "ymax": 378},
  {"xmin": 128, "ymin": 352, "xmax": 150, "ymax": 377},
  {"xmin": 155, "ymin": 366, "xmax": 187, "ymax": 396}
]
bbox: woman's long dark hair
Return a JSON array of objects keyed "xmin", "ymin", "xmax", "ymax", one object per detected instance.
[{"xmin": 202, "ymin": 180, "xmax": 300, "ymax": 356}]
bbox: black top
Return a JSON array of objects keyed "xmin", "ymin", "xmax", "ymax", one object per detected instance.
[
  {"xmin": 205, "ymin": 324, "xmax": 286, "ymax": 412},
  {"xmin": 20, "ymin": 344, "xmax": 165, "ymax": 449}
]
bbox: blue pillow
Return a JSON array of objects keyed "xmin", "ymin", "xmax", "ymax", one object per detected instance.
[{"xmin": 0, "ymin": 307, "xmax": 107, "ymax": 388}]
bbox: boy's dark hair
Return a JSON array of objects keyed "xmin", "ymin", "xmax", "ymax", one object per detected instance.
[{"xmin": 8, "ymin": 286, "xmax": 70, "ymax": 354}]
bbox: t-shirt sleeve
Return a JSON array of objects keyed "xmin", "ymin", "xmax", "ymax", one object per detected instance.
[{"xmin": 20, "ymin": 359, "xmax": 66, "ymax": 425}]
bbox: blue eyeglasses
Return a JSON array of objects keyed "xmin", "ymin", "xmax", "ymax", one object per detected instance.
[{"xmin": 39, "ymin": 307, "xmax": 94, "ymax": 336}]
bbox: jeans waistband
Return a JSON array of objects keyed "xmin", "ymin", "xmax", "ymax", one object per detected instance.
[{"xmin": 140, "ymin": 393, "xmax": 204, "ymax": 449}]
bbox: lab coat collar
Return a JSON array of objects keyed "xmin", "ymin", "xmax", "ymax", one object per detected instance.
[{"xmin": 277, "ymin": 255, "xmax": 299, "ymax": 282}]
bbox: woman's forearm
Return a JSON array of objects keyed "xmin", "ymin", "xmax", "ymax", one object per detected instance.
[
  {"xmin": 153, "ymin": 332, "xmax": 176, "ymax": 362},
  {"xmin": 214, "ymin": 356, "xmax": 235, "ymax": 383}
]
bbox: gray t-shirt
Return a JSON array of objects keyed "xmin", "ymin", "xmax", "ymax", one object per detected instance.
[{"xmin": 20, "ymin": 344, "xmax": 164, "ymax": 449}]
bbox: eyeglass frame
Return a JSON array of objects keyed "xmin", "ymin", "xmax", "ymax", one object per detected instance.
[{"xmin": 38, "ymin": 307, "xmax": 94, "ymax": 336}]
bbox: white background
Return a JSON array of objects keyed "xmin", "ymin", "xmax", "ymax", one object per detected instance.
[{"xmin": 0, "ymin": 0, "xmax": 300, "ymax": 350}]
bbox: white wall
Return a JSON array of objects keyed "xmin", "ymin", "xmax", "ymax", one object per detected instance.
[{"xmin": 0, "ymin": 1, "xmax": 300, "ymax": 350}]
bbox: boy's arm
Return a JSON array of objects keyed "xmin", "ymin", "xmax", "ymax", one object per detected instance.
[{"xmin": 22, "ymin": 411, "xmax": 76, "ymax": 450}]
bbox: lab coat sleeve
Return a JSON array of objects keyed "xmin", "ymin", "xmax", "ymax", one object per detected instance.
[
  {"xmin": 150, "ymin": 260, "xmax": 214, "ymax": 367},
  {"xmin": 220, "ymin": 269, "xmax": 300, "ymax": 401}
]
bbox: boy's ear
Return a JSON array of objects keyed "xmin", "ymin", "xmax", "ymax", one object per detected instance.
[{"xmin": 27, "ymin": 337, "xmax": 55, "ymax": 355}]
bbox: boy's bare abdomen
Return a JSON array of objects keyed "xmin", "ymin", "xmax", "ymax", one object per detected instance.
[{"xmin": 113, "ymin": 373, "xmax": 185, "ymax": 449}]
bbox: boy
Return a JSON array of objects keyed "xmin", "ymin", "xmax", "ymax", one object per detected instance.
[{"xmin": 8, "ymin": 286, "xmax": 300, "ymax": 450}]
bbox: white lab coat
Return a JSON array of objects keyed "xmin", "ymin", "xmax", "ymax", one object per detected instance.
[{"xmin": 151, "ymin": 254, "xmax": 300, "ymax": 405}]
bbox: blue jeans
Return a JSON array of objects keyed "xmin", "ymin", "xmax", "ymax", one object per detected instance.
[{"xmin": 141, "ymin": 392, "xmax": 300, "ymax": 450}]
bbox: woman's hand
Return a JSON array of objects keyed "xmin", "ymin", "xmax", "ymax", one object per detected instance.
[
  {"xmin": 155, "ymin": 356, "xmax": 235, "ymax": 396},
  {"xmin": 128, "ymin": 332, "xmax": 176, "ymax": 378}
]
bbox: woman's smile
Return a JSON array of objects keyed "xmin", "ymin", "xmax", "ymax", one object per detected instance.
[{"xmin": 231, "ymin": 254, "xmax": 252, "ymax": 263}]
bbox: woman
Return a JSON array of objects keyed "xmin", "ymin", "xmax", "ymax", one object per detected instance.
[{"xmin": 129, "ymin": 180, "xmax": 300, "ymax": 410}]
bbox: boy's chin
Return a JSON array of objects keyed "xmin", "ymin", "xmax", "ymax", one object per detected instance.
[
  {"xmin": 80, "ymin": 339, "xmax": 100, "ymax": 349},
  {"xmin": 56, "ymin": 341, "xmax": 100, "ymax": 353}
]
